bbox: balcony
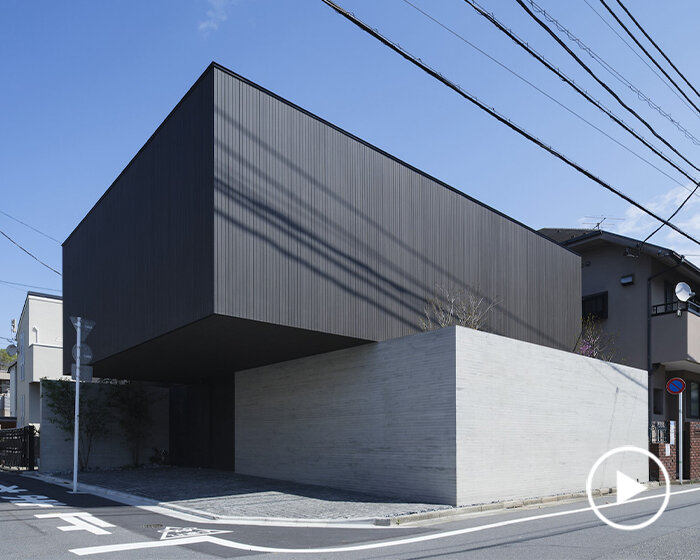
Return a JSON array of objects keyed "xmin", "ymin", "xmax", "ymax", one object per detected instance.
[
  {"xmin": 24, "ymin": 344, "xmax": 63, "ymax": 383},
  {"xmin": 651, "ymin": 302, "xmax": 700, "ymax": 366}
]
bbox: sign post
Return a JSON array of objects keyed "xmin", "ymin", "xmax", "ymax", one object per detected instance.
[
  {"xmin": 69, "ymin": 316, "xmax": 95, "ymax": 494},
  {"xmin": 72, "ymin": 318, "xmax": 81, "ymax": 494},
  {"xmin": 667, "ymin": 377, "xmax": 686, "ymax": 484}
]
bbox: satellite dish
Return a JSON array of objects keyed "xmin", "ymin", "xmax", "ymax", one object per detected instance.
[
  {"xmin": 675, "ymin": 282, "xmax": 695, "ymax": 303},
  {"xmin": 5, "ymin": 344, "xmax": 17, "ymax": 357}
]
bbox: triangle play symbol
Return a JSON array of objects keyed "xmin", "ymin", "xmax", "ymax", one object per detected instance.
[{"xmin": 616, "ymin": 471, "xmax": 647, "ymax": 504}]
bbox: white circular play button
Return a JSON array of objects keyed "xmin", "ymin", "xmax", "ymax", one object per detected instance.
[{"xmin": 586, "ymin": 446, "xmax": 671, "ymax": 531}]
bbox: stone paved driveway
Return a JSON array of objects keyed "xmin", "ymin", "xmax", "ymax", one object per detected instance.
[{"xmin": 51, "ymin": 467, "xmax": 451, "ymax": 520}]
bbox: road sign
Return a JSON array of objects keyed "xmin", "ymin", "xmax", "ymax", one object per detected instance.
[
  {"xmin": 70, "ymin": 316, "xmax": 95, "ymax": 341},
  {"xmin": 667, "ymin": 377, "xmax": 686, "ymax": 394},
  {"xmin": 71, "ymin": 364, "xmax": 93, "ymax": 382},
  {"xmin": 72, "ymin": 343, "xmax": 93, "ymax": 364}
]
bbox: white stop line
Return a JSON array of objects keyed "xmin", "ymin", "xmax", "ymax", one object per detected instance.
[{"xmin": 71, "ymin": 486, "xmax": 700, "ymax": 556}]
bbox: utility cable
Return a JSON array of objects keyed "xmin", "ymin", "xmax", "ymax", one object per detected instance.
[
  {"xmin": 0, "ymin": 229, "xmax": 61, "ymax": 275},
  {"xmin": 510, "ymin": 0, "xmax": 700, "ymax": 178},
  {"xmin": 510, "ymin": 0, "xmax": 700, "ymax": 244},
  {"xmin": 319, "ymin": 0, "xmax": 700, "ymax": 248},
  {"xmin": 0, "ymin": 279, "xmax": 61, "ymax": 292},
  {"xmin": 614, "ymin": 0, "xmax": 700, "ymax": 102},
  {"xmin": 598, "ymin": 0, "xmax": 700, "ymax": 116},
  {"xmin": 468, "ymin": 0, "xmax": 700, "ymax": 196},
  {"xmin": 401, "ymin": 0, "xmax": 697, "ymax": 197},
  {"xmin": 582, "ymin": 0, "xmax": 697, "ymax": 117},
  {"xmin": 527, "ymin": 0, "xmax": 700, "ymax": 147},
  {"xmin": 0, "ymin": 210, "xmax": 61, "ymax": 244}
]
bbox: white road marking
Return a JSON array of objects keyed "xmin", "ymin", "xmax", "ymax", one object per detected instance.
[
  {"xmin": 0, "ymin": 484, "xmax": 26, "ymax": 493},
  {"xmin": 70, "ymin": 486, "xmax": 700, "ymax": 556},
  {"xmin": 159, "ymin": 526, "xmax": 231, "ymax": 540},
  {"xmin": 36, "ymin": 512, "xmax": 116, "ymax": 535},
  {"xmin": 2, "ymin": 494, "xmax": 64, "ymax": 507}
]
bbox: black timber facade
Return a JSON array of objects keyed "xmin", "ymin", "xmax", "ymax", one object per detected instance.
[{"xmin": 63, "ymin": 63, "xmax": 581, "ymax": 465}]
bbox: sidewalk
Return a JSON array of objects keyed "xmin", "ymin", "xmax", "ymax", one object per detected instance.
[{"xmin": 31, "ymin": 466, "xmax": 452, "ymax": 522}]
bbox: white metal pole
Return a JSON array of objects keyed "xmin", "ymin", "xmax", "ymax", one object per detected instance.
[
  {"xmin": 72, "ymin": 317, "xmax": 81, "ymax": 493},
  {"xmin": 679, "ymin": 392, "xmax": 683, "ymax": 485}
]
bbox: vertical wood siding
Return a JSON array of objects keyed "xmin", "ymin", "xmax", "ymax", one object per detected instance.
[{"xmin": 212, "ymin": 66, "xmax": 580, "ymax": 350}]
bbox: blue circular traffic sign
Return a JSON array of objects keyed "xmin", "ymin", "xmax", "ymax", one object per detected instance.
[{"xmin": 667, "ymin": 377, "xmax": 686, "ymax": 394}]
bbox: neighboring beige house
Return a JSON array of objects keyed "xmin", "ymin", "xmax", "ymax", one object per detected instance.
[
  {"xmin": 10, "ymin": 292, "xmax": 63, "ymax": 428},
  {"xmin": 540, "ymin": 228, "xmax": 700, "ymax": 427}
]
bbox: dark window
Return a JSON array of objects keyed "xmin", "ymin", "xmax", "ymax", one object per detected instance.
[
  {"xmin": 690, "ymin": 382, "xmax": 699, "ymax": 419},
  {"xmin": 664, "ymin": 281, "xmax": 675, "ymax": 312},
  {"xmin": 582, "ymin": 292, "xmax": 608, "ymax": 319},
  {"xmin": 653, "ymin": 388, "xmax": 664, "ymax": 415}
]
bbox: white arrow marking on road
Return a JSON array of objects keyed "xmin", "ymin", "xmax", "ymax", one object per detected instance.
[
  {"xmin": 36, "ymin": 512, "xmax": 115, "ymax": 535},
  {"xmin": 616, "ymin": 471, "xmax": 647, "ymax": 505}
]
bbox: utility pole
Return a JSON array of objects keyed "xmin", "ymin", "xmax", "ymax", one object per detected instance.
[{"xmin": 72, "ymin": 318, "xmax": 81, "ymax": 493}]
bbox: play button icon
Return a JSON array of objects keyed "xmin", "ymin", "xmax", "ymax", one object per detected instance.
[
  {"xmin": 586, "ymin": 446, "xmax": 671, "ymax": 531},
  {"xmin": 616, "ymin": 471, "xmax": 647, "ymax": 504}
]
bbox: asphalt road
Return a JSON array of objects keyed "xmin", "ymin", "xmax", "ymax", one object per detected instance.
[{"xmin": 2, "ymin": 470, "xmax": 700, "ymax": 559}]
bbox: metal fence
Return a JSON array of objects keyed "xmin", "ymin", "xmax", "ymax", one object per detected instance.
[{"xmin": 0, "ymin": 425, "xmax": 37, "ymax": 470}]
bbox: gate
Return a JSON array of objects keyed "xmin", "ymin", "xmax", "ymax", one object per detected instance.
[{"xmin": 0, "ymin": 425, "xmax": 37, "ymax": 470}]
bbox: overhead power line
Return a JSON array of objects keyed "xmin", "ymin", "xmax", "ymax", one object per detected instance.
[
  {"xmin": 614, "ymin": 0, "xmax": 700, "ymax": 102},
  {"xmin": 0, "ymin": 229, "xmax": 62, "ymax": 276},
  {"xmin": 467, "ymin": 0, "xmax": 699, "ymax": 190},
  {"xmin": 0, "ymin": 279, "xmax": 61, "ymax": 292},
  {"xmin": 526, "ymin": 0, "xmax": 700, "ymax": 147},
  {"xmin": 582, "ymin": 0, "xmax": 698, "ymax": 117},
  {"xmin": 400, "ymin": 0, "xmax": 697, "ymax": 196},
  {"xmin": 0, "ymin": 210, "xmax": 61, "ymax": 245},
  {"xmin": 509, "ymin": 0, "xmax": 700, "ymax": 243},
  {"xmin": 598, "ymin": 0, "xmax": 700, "ymax": 117},
  {"xmin": 319, "ymin": 0, "xmax": 700, "ymax": 248},
  {"xmin": 511, "ymin": 0, "xmax": 700, "ymax": 178}
]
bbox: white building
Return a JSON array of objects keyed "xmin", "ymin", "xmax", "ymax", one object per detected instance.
[{"xmin": 11, "ymin": 292, "xmax": 63, "ymax": 427}]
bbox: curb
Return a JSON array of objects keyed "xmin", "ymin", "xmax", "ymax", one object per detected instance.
[{"xmin": 380, "ymin": 482, "xmax": 663, "ymax": 526}]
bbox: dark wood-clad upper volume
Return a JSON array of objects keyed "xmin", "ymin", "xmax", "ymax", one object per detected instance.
[{"xmin": 63, "ymin": 62, "xmax": 581, "ymax": 379}]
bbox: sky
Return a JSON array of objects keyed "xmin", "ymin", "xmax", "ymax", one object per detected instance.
[{"xmin": 3, "ymin": 0, "xmax": 700, "ymax": 337}]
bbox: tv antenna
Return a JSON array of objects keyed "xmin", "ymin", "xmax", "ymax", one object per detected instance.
[{"xmin": 582, "ymin": 215, "xmax": 625, "ymax": 230}]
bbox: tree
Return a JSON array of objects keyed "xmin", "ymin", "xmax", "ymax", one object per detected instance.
[
  {"xmin": 41, "ymin": 379, "xmax": 112, "ymax": 471},
  {"xmin": 0, "ymin": 348, "xmax": 15, "ymax": 368},
  {"xmin": 420, "ymin": 285, "xmax": 500, "ymax": 332},
  {"xmin": 108, "ymin": 381, "xmax": 153, "ymax": 467},
  {"xmin": 575, "ymin": 314, "xmax": 619, "ymax": 362}
]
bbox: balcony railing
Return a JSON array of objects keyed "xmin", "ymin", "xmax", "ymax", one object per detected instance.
[{"xmin": 651, "ymin": 300, "xmax": 700, "ymax": 317}]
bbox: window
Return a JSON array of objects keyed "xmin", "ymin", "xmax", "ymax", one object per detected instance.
[
  {"xmin": 653, "ymin": 388, "xmax": 664, "ymax": 415},
  {"xmin": 582, "ymin": 292, "xmax": 608, "ymax": 319},
  {"xmin": 690, "ymin": 382, "xmax": 700, "ymax": 419},
  {"xmin": 664, "ymin": 281, "xmax": 676, "ymax": 313},
  {"xmin": 18, "ymin": 332, "xmax": 25, "ymax": 382}
]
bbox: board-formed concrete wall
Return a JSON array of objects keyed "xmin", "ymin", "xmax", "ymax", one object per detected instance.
[
  {"xmin": 235, "ymin": 326, "xmax": 648, "ymax": 506},
  {"xmin": 235, "ymin": 327, "xmax": 456, "ymax": 504},
  {"xmin": 455, "ymin": 327, "xmax": 648, "ymax": 505},
  {"xmin": 39, "ymin": 382, "xmax": 169, "ymax": 473}
]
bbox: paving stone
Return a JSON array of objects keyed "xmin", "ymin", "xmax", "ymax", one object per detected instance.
[{"xmin": 50, "ymin": 466, "xmax": 452, "ymax": 520}]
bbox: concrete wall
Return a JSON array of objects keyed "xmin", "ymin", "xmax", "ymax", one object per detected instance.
[
  {"xmin": 39, "ymin": 382, "xmax": 169, "ymax": 473},
  {"xmin": 236, "ymin": 326, "xmax": 648, "ymax": 506},
  {"xmin": 235, "ymin": 327, "xmax": 456, "ymax": 504},
  {"xmin": 455, "ymin": 327, "xmax": 648, "ymax": 505}
]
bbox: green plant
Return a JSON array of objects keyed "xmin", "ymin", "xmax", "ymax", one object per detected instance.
[
  {"xmin": 41, "ymin": 378, "xmax": 112, "ymax": 471},
  {"xmin": 108, "ymin": 381, "xmax": 153, "ymax": 467}
]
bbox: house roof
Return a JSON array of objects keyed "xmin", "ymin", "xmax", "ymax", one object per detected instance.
[{"xmin": 539, "ymin": 228, "xmax": 700, "ymax": 281}]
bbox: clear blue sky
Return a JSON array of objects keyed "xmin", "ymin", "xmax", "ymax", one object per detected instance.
[{"xmin": 2, "ymin": 0, "xmax": 700, "ymax": 335}]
